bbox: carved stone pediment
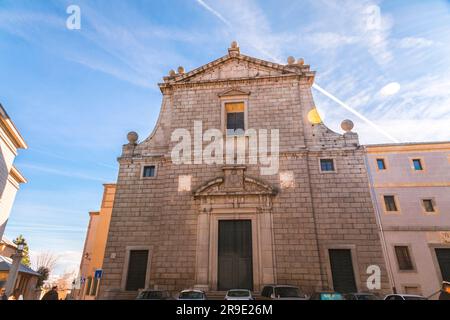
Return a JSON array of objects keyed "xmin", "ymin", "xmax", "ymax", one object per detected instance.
[
  {"xmin": 193, "ymin": 166, "xmax": 277, "ymax": 198},
  {"xmin": 218, "ymin": 88, "xmax": 251, "ymax": 98}
]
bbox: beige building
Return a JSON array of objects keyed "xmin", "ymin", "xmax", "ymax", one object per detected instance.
[
  {"xmin": 366, "ymin": 142, "xmax": 450, "ymax": 298},
  {"xmin": 0, "ymin": 104, "xmax": 27, "ymax": 239},
  {"xmin": 75, "ymin": 184, "xmax": 116, "ymax": 300},
  {"xmin": 97, "ymin": 43, "xmax": 390, "ymax": 299}
]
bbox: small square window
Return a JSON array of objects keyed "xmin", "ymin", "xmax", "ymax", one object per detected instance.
[
  {"xmin": 320, "ymin": 159, "xmax": 335, "ymax": 172},
  {"xmin": 377, "ymin": 159, "xmax": 386, "ymax": 170},
  {"xmin": 384, "ymin": 195, "xmax": 398, "ymax": 212},
  {"xmin": 412, "ymin": 159, "xmax": 423, "ymax": 171},
  {"xmin": 143, "ymin": 165, "xmax": 156, "ymax": 178},
  {"xmin": 423, "ymin": 199, "xmax": 435, "ymax": 212},
  {"xmin": 394, "ymin": 246, "xmax": 414, "ymax": 271}
]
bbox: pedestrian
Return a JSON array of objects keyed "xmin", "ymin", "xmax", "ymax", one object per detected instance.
[
  {"xmin": 8, "ymin": 288, "xmax": 21, "ymax": 300},
  {"xmin": 1, "ymin": 288, "xmax": 7, "ymax": 301},
  {"xmin": 41, "ymin": 286, "xmax": 59, "ymax": 300}
]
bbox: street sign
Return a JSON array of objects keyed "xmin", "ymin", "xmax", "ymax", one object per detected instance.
[{"xmin": 95, "ymin": 269, "xmax": 103, "ymax": 279}]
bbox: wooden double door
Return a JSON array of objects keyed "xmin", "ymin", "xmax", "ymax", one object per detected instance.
[{"xmin": 217, "ymin": 220, "xmax": 253, "ymax": 291}]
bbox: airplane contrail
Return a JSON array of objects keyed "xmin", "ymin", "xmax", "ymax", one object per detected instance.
[{"xmin": 312, "ymin": 83, "xmax": 400, "ymax": 143}]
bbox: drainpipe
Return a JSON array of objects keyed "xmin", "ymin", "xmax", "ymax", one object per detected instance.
[{"xmin": 363, "ymin": 148, "xmax": 396, "ymax": 294}]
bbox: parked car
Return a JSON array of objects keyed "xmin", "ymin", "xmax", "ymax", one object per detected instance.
[
  {"xmin": 136, "ymin": 289, "xmax": 173, "ymax": 300},
  {"xmin": 309, "ymin": 291, "xmax": 344, "ymax": 300},
  {"xmin": 261, "ymin": 285, "xmax": 308, "ymax": 300},
  {"xmin": 225, "ymin": 289, "xmax": 254, "ymax": 300},
  {"xmin": 344, "ymin": 293, "xmax": 380, "ymax": 300},
  {"xmin": 384, "ymin": 294, "xmax": 427, "ymax": 301},
  {"xmin": 178, "ymin": 290, "xmax": 207, "ymax": 300}
]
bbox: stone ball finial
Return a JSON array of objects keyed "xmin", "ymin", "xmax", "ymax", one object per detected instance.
[
  {"xmin": 177, "ymin": 66, "xmax": 185, "ymax": 74},
  {"xmin": 127, "ymin": 131, "xmax": 139, "ymax": 145},
  {"xmin": 169, "ymin": 69, "xmax": 176, "ymax": 77},
  {"xmin": 341, "ymin": 119, "xmax": 354, "ymax": 133},
  {"xmin": 297, "ymin": 58, "xmax": 305, "ymax": 65},
  {"xmin": 287, "ymin": 56, "xmax": 296, "ymax": 65},
  {"xmin": 231, "ymin": 41, "xmax": 239, "ymax": 48}
]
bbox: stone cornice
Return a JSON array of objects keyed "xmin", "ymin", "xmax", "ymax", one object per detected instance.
[
  {"xmin": 0, "ymin": 104, "xmax": 27, "ymax": 151},
  {"xmin": 159, "ymin": 73, "xmax": 314, "ymax": 92}
]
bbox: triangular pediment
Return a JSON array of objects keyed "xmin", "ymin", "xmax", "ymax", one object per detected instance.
[
  {"xmin": 218, "ymin": 88, "xmax": 250, "ymax": 97},
  {"xmin": 166, "ymin": 54, "xmax": 301, "ymax": 84}
]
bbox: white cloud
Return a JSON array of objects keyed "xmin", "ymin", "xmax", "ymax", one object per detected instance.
[
  {"xmin": 379, "ymin": 82, "xmax": 401, "ymax": 97},
  {"xmin": 19, "ymin": 163, "xmax": 109, "ymax": 182},
  {"xmin": 305, "ymin": 32, "xmax": 358, "ymax": 49},
  {"xmin": 398, "ymin": 37, "xmax": 434, "ymax": 49}
]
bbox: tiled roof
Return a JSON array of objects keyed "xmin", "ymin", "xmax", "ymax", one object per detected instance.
[{"xmin": 0, "ymin": 255, "xmax": 41, "ymax": 276}]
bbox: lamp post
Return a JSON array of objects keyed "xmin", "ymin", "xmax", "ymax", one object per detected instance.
[{"xmin": 4, "ymin": 242, "xmax": 24, "ymax": 297}]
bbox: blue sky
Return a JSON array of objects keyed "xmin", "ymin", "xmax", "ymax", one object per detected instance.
[{"xmin": 1, "ymin": 0, "xmax": 450, "ymax": 275}]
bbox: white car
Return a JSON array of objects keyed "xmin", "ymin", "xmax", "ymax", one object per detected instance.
[
  {"xmin": 384, "ymin": 294, "xmax": 427, "ymax": 300},
  {"xmin": 225, "ymin": 289, "xmax": 254, "ymax": 300}
]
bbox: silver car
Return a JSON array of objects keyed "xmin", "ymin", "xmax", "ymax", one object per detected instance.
[
  {"xmin": 178, "ymin": 290, "xmax": 207, "ymax": 300},
  {"xmin": 225, "ymin": 289, "xmax": 254, "ymax": 300}
]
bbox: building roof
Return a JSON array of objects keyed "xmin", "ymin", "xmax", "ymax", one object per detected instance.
[
  {"xmin": 0, "ymin": 103, "xmax": 28, "ymax": 150},
  {"xmin": 0, "ymin": 255, "xmax": 41, "ymax": 277},
  {"xmin": 159, "ymin": 43, "xmax": 315, "ymax": 90},
  {"xmin": 1, "ymin": 236, "xmax": 17, "ymax": 249},
  {"xmin": 365, "ymin": 141, "xmax": 450, "ymax": 153}
]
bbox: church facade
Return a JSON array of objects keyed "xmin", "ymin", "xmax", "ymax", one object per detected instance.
[{"xmin": 98, "ymin": 43, "xmax": 390, "ymax": 299}]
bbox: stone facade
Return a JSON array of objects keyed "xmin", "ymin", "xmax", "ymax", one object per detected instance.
[
  {"xmin": 98, "ymin": 43, "xmax": 390, "ymax": 299},
  {"xmin": 366, "ymin": 142, "xmax": 450, "ymax": 298}
]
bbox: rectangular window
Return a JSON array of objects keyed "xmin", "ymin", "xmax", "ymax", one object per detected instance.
[
  {"xmin": 384, "ymin": 195, "xmax": 398, "ymax": 212},
  {"xmin": 125, "ymin": 250, "xmax": 149, "ymax": 291},
  {"xmin": 376, "ymin": 159, "xmax": 386, "ymax": 170},
  {"xmin": 423, "ymin": 199, "xmax": 435, "ymax": 212},
  {"xmin": 320, "ymin": 159, "xmax": 335, "ymax": 172},
  {"xmin": 225, "ymin": 102, "xmax": 245, "ymax": 135},
  {"xmin": 395, "ymin": 246, "xmax": 414, "ymax": 271},
  {"xmin": 412, "ymin": 159, "xmax": 423, "ymax": 171},
  {"xmin": 143, "ymin": 165, "xmax": 156, "ymax": 178}
]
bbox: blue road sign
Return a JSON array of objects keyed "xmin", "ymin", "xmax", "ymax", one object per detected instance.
[{"xmin": 94, "ymin": 269, "xmax": 103, "ymax": 279}]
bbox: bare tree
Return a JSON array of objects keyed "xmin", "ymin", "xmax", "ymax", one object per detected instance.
[{"xmin": 32, "ymin": 251, "xmax": 59, "ymax": 273}]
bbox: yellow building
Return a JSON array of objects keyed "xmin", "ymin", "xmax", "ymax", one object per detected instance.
[
  {"xmin": 0, "ymin": 104, "xmax": 27, "ymax": 239},
  {"xmin": 75, "ymin": 184, "xmax": 116, "ymax": 300}
]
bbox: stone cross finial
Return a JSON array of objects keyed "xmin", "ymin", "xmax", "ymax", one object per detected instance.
[{"xmin": 228, "ymin": 41, "xmax": 240, "ymax": 56}]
